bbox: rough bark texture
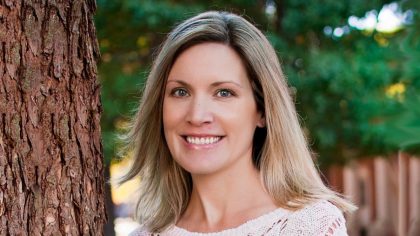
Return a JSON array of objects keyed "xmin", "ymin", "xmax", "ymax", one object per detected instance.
[{"xmin": 0, "ymin": 0, "xmax": 106, "ymax": 235}]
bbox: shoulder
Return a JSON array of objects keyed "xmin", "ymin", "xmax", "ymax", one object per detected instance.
[
  {"xmin": 128, "ymin": 226, "xmax": 174, "ymax": 236},
  {"xmin": 293, "ymin": 200, "xmax": 345, "ymax": 220},
  {"xmin": 128, "ymin": 227, "xmax": 152, "ymax": 236},
  {"xmin": 280, "ymin": 200, "xmax": 348, "ymax": 236}
]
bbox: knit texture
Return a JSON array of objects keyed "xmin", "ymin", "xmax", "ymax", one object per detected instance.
[{"xmin": 129, "ymin": 200, "xmax": 348, "ymax": 236}]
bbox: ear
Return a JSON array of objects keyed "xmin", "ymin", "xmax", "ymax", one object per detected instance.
[{"xmin": 256, "ymin": 115, "xmax": 266, "ymax": 128}]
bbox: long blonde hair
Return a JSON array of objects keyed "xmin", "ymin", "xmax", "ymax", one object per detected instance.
[{"xmin": 119, "ymin": 11, "xmax": 356, "ymax": 232}]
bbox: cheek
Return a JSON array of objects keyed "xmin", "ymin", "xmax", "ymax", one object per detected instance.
[
  {"xmin": 162, "ymin": 101, "xmax": 173, "ymax": 132},
  {"xmin": 220, "ymin": 99, "xmax": 259, "ymax": 125},
  {"xmin": 162, "ymin": 100, "xmax": 183, "ymax": 133},
  {"xmin": 162, "ymin": 103, "xmax": 177, "ymax": 152}
]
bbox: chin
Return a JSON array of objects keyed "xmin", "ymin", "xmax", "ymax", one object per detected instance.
[{"xmin": 177, "ymin": 161, "xmax": 224, "ymax": 176}]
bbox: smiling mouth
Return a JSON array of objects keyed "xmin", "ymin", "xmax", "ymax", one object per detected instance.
[{"xmin": 183, "ymin": 136, "xmax": 223, "ymax": 145}]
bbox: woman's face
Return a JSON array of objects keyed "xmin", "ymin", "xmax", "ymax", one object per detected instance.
[{"xmin": 163, "ymin": 43, "xmax": 264, "ymax": 175}]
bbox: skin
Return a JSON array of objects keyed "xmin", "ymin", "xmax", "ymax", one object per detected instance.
[{"xmin": 163, "ymin": 43, "xmax": 277, "ymax": 233}]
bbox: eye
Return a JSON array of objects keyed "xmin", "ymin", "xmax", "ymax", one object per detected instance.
[
  {"xmin": 216, "ymin": 89, "xmax": 234, "ymax": 97},
  {"xmin": 171, "ymin": 88, "xmax": 189, "ymax": 97}
]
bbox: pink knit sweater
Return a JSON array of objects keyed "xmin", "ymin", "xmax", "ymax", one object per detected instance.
[{"xmin": 129, "ymin": 200, "xmax": 348, "ymax": 236}]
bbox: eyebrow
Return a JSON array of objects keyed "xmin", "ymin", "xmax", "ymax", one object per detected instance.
[{"xmin": 166, "ymin": 80, "xmax": 243, "ymax": 88}]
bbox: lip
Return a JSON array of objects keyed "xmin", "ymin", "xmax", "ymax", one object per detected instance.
[{"xmin": 180, "ymin": 134, "xmax": 225, "ymax": 149}]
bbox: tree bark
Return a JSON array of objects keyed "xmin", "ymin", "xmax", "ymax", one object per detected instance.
[{"xmin": 0, "ymin": 0, "xmax": 106, "ymax": 235}]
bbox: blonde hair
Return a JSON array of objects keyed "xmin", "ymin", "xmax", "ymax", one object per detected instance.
[{"xmin": 119, "ymin": 11, "xmax": 356, "ymax": 233}]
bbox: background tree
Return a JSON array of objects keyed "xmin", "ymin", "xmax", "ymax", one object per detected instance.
[{"xmin": 0, "ymin": 0, "xmax": 106, "ymax": 235}]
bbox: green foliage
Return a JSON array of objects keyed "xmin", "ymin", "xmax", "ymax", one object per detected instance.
[
  {"xmin": 381, "ymin": 94, "xmax": 420, "ymax": 154},
  {"xmin": 96, "ymin": 0, "xmax": 420, "ymax": 165}
]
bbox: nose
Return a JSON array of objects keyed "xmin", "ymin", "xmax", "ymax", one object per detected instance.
[{"xmin": 186, "ymin": 96, "xmax": 214, "ymax": 126}]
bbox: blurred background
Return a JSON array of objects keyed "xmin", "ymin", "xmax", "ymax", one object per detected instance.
[{"xmin": 94, "ymin": 0, "xmax": 420, "ymax": 235}]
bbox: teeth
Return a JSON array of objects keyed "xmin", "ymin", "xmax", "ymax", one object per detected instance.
[{"xmin": 186, "ymin": 136, "xmax": 221, "ymax": 145}]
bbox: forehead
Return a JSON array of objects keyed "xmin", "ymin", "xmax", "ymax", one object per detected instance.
[{"xmin": 167, "ymin": 43, "xmax": 250, "ymax": 86}]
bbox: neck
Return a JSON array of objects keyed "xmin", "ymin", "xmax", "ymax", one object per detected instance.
[{"xmin": 178, "ymin": 155, "xmax": 277, "ymax": 232}]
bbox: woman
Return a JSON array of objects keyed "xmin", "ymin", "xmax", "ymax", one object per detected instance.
[{"xmin": 122, "ymin": 11, "xmax": 356, "ymax": 235}]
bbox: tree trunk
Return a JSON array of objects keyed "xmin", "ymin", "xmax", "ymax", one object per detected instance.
[{"xmin": 0, "ymin": 0, "xmax": 106, "ymax": 235}]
